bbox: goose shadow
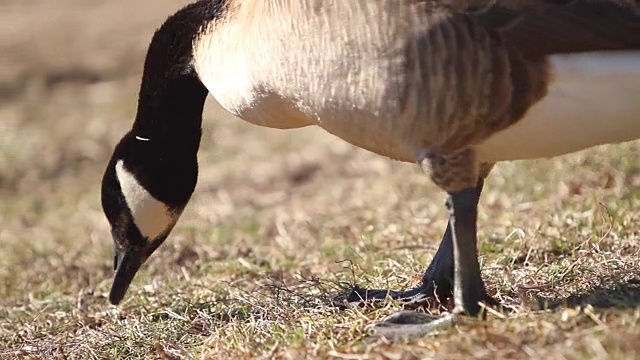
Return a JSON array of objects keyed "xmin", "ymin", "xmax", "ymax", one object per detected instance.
[{"xmin": 536, "ymin": 278, "xmax": 640, "ymax": 311}]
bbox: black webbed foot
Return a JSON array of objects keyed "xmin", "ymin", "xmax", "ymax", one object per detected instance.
[
  {"xmin": 368, "ymin": 310, "xmax": 455, "ymax": 341},
  {"xmin": 337, "ymin": 282, "xmax": 442, "ymax": 308},
  {"xmin": 338, "ymin": 220, "xmax": 456, "ymax": 307}
]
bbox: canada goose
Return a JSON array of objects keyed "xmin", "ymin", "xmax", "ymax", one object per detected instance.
[{"xmin": 101, "ymin": 0, "xmax": 640, "ymax": 336}]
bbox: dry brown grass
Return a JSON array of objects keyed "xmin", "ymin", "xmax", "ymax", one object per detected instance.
[{"xmin": 2, "ymin": 1, "xmax": 640, "ymax": 359}]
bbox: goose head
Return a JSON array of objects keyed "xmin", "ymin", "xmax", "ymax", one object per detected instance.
[
  {"xmin": 101, "ymin": 0, "xmax": 223, "ymax": 305},
  {"xmin": 101, "ymin": 130, "xmax": 199, "ymax": 305}
]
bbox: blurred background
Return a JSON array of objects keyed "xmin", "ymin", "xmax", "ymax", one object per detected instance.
[{"xmin": 2, "ymin": 1, "xmax": 640, "ymax": 358}]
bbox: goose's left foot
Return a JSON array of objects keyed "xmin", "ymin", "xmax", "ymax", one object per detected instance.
[
  {"xmin": 366, "ymin": 283, "xmax": 498, "ymax": 341},
  {"xmin": 369, "ymin": 294, "xmax": 502, "ymax": 341}
]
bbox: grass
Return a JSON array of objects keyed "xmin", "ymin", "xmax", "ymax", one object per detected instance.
[{"xmin": 2, "ymin": 1, "xmax": 640, "ymax": 359}]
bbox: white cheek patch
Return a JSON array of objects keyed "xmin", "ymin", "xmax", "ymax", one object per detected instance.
[{"xmin": 115, "ymin": 160, "xmax": 176, "ymax": 240}]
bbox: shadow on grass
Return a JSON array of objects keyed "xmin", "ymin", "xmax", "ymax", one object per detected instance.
[
  {"xmin": 538, "ymin": 278, "xmax": 640, "ymax": 311},
  {"xmin": 157, "ymin": 275, "xmax": 352, "ymax": 329}
]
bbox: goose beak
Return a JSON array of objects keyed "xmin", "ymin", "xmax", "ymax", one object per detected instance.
[{"xmin": 109, "ymin": 244, "xmax": 144, "ymax": 305}]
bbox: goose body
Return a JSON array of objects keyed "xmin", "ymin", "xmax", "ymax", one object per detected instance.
[
  {"xmin": 195, "ymin": 1, "xmax": 640, "ymax": 164},
  {"xmin": 101, "ymin": 0, "xmax": 640, "ymax": 333}
]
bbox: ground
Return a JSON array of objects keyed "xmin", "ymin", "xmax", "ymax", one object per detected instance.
[{"xmin": 2, "ymin": 1, "xmax": 640, "ymax": 359}]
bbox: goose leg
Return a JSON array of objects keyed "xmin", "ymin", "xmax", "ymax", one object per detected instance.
[
  {"xmin": 340, "ymin": 179, "xmax": 485, "ymax": 307},
  {"xmin": 447, "ymin": 186, "xmax": 488, "ymax": 316},
  {"xmin": 369, "ymin": 185, "xmax": 492, "ymax": 340}
]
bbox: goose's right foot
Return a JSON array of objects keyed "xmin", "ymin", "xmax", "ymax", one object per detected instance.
[{"xmin": 339, "ymin": 222, "xmax": 455, "ymax": 307}]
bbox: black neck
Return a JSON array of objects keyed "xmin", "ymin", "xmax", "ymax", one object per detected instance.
[
  {"xmin": 133, "ymin": 75, "xmax": 208, "ymax": 156},
  {"xmin": 131, "ymin": 0, "xmax": 226, "ymax": 155},
  {"xmin": 109, "ymin": 1, "xmax": 226, "ymax": 206}
]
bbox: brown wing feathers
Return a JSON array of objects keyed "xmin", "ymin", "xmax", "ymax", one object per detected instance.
[{"xmin": 469, "ymin": 0, "xmax": 640, "ymax": 57}]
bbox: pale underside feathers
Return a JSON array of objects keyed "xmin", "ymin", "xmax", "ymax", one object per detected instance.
[{"xmin": 478, "ymin": 51, "xmax": 640, "ymax": 162}]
